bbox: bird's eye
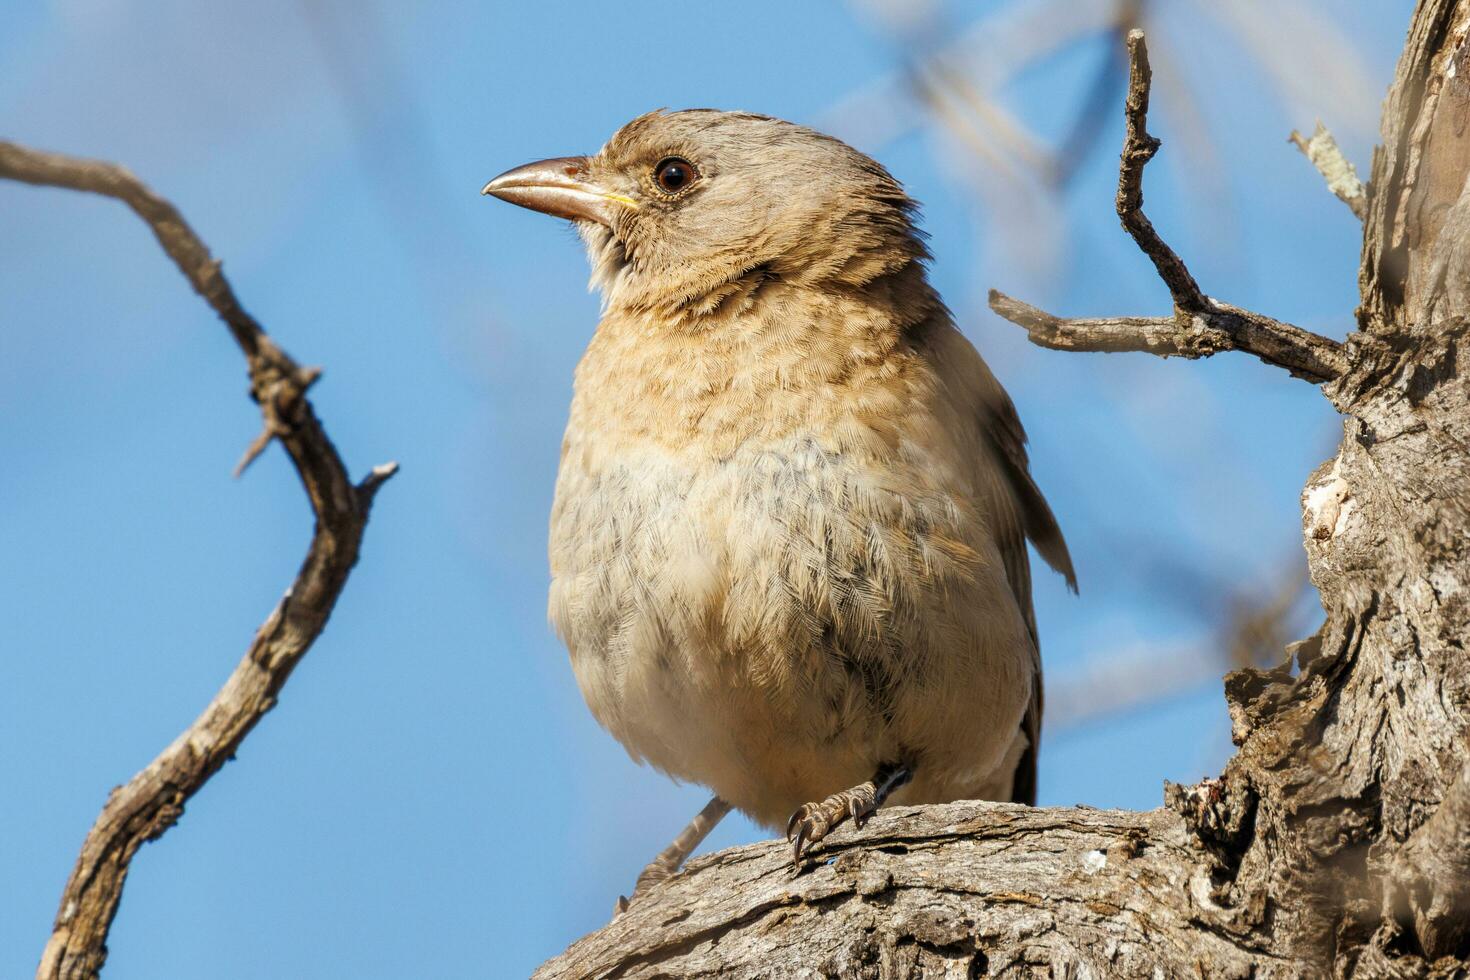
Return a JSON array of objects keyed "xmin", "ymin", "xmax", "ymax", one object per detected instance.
[{"xmin": 653, "ymin": 157, "xmax": 696, "ymax": 194}]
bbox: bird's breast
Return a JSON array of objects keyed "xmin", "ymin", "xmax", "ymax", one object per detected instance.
[
  {"xmin": 561, "ymin": 296, "xmax": 935, "ymax": 463},
  {"xmin": 547, "ymin": 424, "xmax": 994, "ymax": 703},
  {"xmin": 547, "ymin": 301, "xmax": 995, "ymax": 679}
]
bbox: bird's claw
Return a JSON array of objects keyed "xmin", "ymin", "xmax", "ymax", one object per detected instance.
[
  {"xmin": 785, "ymin": 804, "xmax": 806, "ymax": 841},
  {"xmin": 786, "ymin": 802, "xmax": 831, "ymax": 863},
  {"xmin": 787, "ymin": 790, "xmax": 877, "ymax": 864}
]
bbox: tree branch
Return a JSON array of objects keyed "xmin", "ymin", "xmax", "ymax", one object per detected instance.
[
  {"xmin": 1290, "ymin": 121, "xmax": 1368, "ymax": 220},
  {"xmin": 0, "ymin": 140, "xmax": 398, "ymax": 980},
  {"xmin": 988, "ymin": 30, "xmax": 1349, "ymax": 385},
  {"xmin": 988, "ymin": 290, "xmax": 1349, "ymax": 383},
  {"xmin": 535, "ymin": 801, "xmax": 1270, "ymax": 979}
]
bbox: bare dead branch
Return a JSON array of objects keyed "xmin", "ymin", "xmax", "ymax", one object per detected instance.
[
  {"xmin": 1116, "ymin": 29, "xmax": 1205, "ymax": 309},
  {"xmin": 1290, "ymin": 121, "xmax": 1368, "ymax": 220},
  {"xmin": 987, "ymin": 289, "xmax": 1347, "ymax": 382},
  {"xmin": 1046, "ymin": 566, "xmax": 1311, "ymax": 735},
  {"xmin": 0, "ymin": 140, "xmax": 397, "ymax": 980},
  {"xmin": 987, "ymin": 31, "xmax": 1349, "ymax": 384},
  {"xmin": 233, "ymin": 365, "xmax": 322, "ymax": 478},
  {"xmin": 1046, "ymin": 644, "xmax": 1222, "ymax": 733},
  {"xmin": 907, "ymin": 67, "xmax": 1030, "ymax": 184},
  {"xmin": 985, "ymin": 292, "xmax": 1210, "ymax": 357}
]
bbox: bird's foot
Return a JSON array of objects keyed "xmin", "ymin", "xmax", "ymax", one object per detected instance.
[
  {"xmin": 613, "ymin": 860, "xmax": 674, "ymax": 916},
  {"xmin": 786, "ymin": 763, "xmax": 914, "ymax": 864},
  {"xmin": 613, "ymin": 795, "xmax": 732, "ymax": 918},
  {"xmin": 786, "ymin": 783, "xmax": 878, "ymax": 863}
]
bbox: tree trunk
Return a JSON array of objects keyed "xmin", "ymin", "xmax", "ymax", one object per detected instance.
[{"xmin": 535, "ymin": 2, "xmax": 1470, "ymax": 977}]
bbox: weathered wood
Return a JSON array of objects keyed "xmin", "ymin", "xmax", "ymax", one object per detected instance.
[{"xmin": 540, "ymin": 802, "xmax": 1271, "ymax": 980}]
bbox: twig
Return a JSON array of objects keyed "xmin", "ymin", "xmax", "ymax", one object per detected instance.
[
  {"xmin": 987, "ymin": 292, "xmax": 1220, "ymax": 358},
  {"xmin": 234, "ymin": 365, "xmax": 322, "ymax": 478},
  {"xmin": 1290, "ymin": 121, "xmax": 1367, "ymax": 220},
  {"xmin": 987, "ymin": 31, "xmax": 1349, "ymax": 385},
  {"xmin": 0, "ymin": 140, "xmax": 398, "ymax": 980},
  {"xmin": 1116, "ymin": 29, "xmax": 1204, "ymax": 309}
]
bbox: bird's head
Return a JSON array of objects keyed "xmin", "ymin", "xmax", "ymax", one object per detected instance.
[{"xmin": 483, "ymin": 109, "xmax": 929, "ymax": 318}]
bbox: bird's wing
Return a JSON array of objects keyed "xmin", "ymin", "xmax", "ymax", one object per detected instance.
[
  {"xmin": 971, "ymin": 362, "xmax": 1078, "ymax": 598},
  {"xmin": 923, "ymin": 322, "xmax": 1076, "ymax": 806}
]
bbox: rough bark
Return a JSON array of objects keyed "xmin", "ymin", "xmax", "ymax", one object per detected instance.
[
  {"xmin": 538, "ymin": 5, "xmax": 1470, "ymax": 978},
  {"xmin": 541, "ymin": 802, "xmax": 1266, "ymax": 979}
]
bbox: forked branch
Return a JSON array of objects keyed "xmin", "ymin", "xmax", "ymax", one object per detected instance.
[
  {"xmin": 989, "ymin": 30, "xmax": 1348, "ymax": 384},
  {"xmin": 0, "ymin": 140, "xmax": 397, "ymax": 980}
]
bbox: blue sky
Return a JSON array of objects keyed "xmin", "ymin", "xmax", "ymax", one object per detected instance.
[{"xmin": 2, "ymin": 2, "xmax": 1407, "ymax": 976}]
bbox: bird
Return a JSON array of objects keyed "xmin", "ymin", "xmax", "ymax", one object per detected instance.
[{"xmin": 482, "ymin": 109, "xmax": 1075, "ymax": 907}]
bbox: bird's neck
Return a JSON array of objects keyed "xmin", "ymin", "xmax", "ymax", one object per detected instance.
[
  {"xmin": 565, "ymin": 262, "xmax": 947, "ymax": 462},
  {"xmin": 578, "ymin": 221, "xmax": 933, "ymax": 328}
]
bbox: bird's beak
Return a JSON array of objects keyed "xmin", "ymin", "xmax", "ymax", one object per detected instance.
[{"xmin": 481, "ymin": 156, "xmax": 636, "ymax": 226}]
